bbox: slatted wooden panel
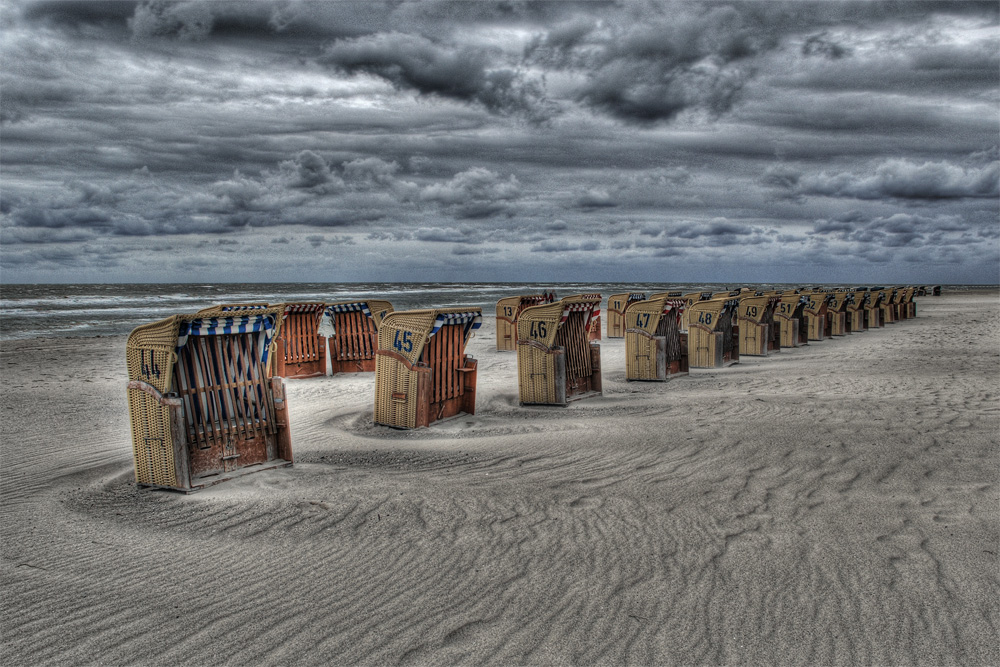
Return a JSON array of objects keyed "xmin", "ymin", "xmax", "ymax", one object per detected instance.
[
  {"xmin": 553, "ymin": 311, "xmax": 592, "ymax": 382},
  {"xmin": 175, "ymin": 332, "xmax": 276, "ymax": 450},
  {"xmin": 334, "ymin": 311, "xmax": 378, "ymax": 361},
  {"xmin": 718, "ymin": 308, "xmax": 736, "ymax": 356},
  {"xmin": 283, "ymin": 311, "xmax": 321, "ymax": 363},
  {"xmin": 655, "ymin": 309, "xmax": 682, "ymax": 362},
  {"xmin": 421, "ymin": 322, "xmax": 466, "ymax": 404}
]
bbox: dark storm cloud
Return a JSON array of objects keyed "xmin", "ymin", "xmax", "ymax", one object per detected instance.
[
  {"xmin": 527, "ymin": 3, "xmax": 788, "ymax": 123},
  {"xmin": 21, "ymin": 1, "xmax": 138, "ymax": 27},
  {"xmin": 801, "ymin": 32, "xmax": 850, "ymax": 60},
  {"xmin": 22, "ymin": 0, "xmax": 394, "ymax": 40},
  {"xmin": 318, "ymin": 32, "xmax": 548, "ymax": 119}
]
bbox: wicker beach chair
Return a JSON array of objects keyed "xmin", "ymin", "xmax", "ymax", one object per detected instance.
[
  {"xmin": 687, "ymin": 296, "xmax": 741, "ymax": 368},
  {"xmin": 517, "ymin": 295, "xmax": 602, "ymax": 405},
  {"xmin": 801, "ymin": 292, "xmax": 831, "ymax": 341},
  {"xmin": 737, "ymin": 292, "xmax": 781, "ymax": 356},
  {"xmin": 125, "ymin": 307, "xmax": 293, "ymax": 492},
  {"xmin": 373, "ymin": 308, "xmax": 481, "ymax": 429},
  {"xmin": 900, "ymin": 287, "xmax": 917, "ymax": 319},
  {"xmin": 825, "ymin": 292, "xmax": 850, "ymax": 336},
  {"xmin": 624, "ymin": 294, "xmax": 688, "ymax": 380},
  {"xmin": 773, "ymin": 292, "xmax": 809, "ymax": 347},
  {"xmin": 932, "ymin": 285, "xmax": 942, "ymax": 296},
  {"xmin": 881, "ymin": 288, "xmax": 898, "ymax": 324},
  {"xmin": 321, "ymin": 300, "xmax": 394, "ymax": 374},
  {"xmin": 495, "ymin": 293, "xmax": 556, "ymax": 351},
  {"xmin": 606, "ymin": 292, "xmax": 647, "ymax": 338},
  {"xmin": 679, "ymin": 291, "xmax": 714, "ymax": 332},
  {"xmin": 864, "ymin": 288, "xmax": 885, "ymax": 328},
  {"xmin": 844, "ymin": 290, "xmax": 867, "ymax": 332}
]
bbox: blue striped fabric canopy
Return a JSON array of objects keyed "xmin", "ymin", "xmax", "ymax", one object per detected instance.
[
  {"xmin": 318, "ymin": 302, "xmax": 374, "ymax": 337},
  {"xmin": 325, "ymin": 302, "xmax": 373, "ymax": 316},
  {"xmin": 220, "ymin": 304, "xmax": 269, "ymax": 311},
  {"xmin": 177, "ymin": 314, "xmax": 276, "ymax": 365},
  {"xmin": 429, "ymin": 311, "xmax": 482, "ymax": 339}
]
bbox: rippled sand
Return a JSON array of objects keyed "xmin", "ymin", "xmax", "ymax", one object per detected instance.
[{"xmin": 2, "ymin": 291, "xmax": 997, "ymax": 665}]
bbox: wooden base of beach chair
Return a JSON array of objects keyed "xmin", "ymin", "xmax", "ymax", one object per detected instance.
[
  {"xmin": 776, "ymin": 318, "xmax": 802, "ymax": 348},
  {"xmin": 275, "ymin": 355, "xmax": 327, "ymax": 379},
  {"xmin": 330, "ymin": 357, "xmax": 377, "ymax": 374},
  {"xmin": 626, "ymin": 334, "xmax": 689, "ymax": 381},
  {"xmin": 828, "ymin": 312, "xmax": 847, "ymax": 336},
  {"xmin": 520, "ymin": 343, "xmax": 602, "ymax": 405},
  {"xmin": 375, "ymin": 356, "xmax": 478, "ymax": 429},
  {"xmin": 807, "ymin": 315, "xmax": 826, "ymax": 341},
  {"xmin": 739, "ymin": 323, "xmax": 772, "ymax": 356},
  {"xmin": 689, "ymin": 328, "xmax": 740, "ymax": 368},
  {"xmin": 140, "ymin": 458, "xmax": 294, "ymax": 493}
]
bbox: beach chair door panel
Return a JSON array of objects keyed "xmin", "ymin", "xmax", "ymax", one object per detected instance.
[
  {"xmin": 279, "ymin": 310, "xmax": 324, "ymax": 377},
  {"xmin": 421, "ymin": 322, "xmax": 469, "ymax": 418},
  {"xmin": 175, "ymin": 334, "xmax": 275, "ymax": 480},
  {"xmin": 332, "ymin": 311, "xmax": 378, "ymax": 372},
  {"xmin": 609, "ymin": 298, "xmax": 624, "ymax": 337},
  {"xmin": 554, "ymin": 311, "xmax": 593, "ymax": 396}
]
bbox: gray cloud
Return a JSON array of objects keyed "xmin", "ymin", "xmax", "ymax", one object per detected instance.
[
  {"xmin": 771, "ymin": 158, "xmax": 999, "ymax": 200},
  {"xmin": 531, "ymin": 239, "xmax": 602, "ymax": 253},
  {"xmin": 413, "ymin": 226, "xmax": 480, "ymax": 244},
  {"xmin": 575, "ymin": 188, "xmax": 617, "ymax": 209},
  {"xmin": 420, "ymin": 167, "xmax": 521, "ymax": 218}
]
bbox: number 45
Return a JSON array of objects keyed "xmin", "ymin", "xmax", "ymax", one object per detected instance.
[{"xmin": 393, "ymin": 330, "xmax": 413, "ymax": 353}]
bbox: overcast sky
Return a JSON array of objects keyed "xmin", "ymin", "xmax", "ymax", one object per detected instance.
[{"xmin": 2, "ymin": 1, "xmax": 997, "ymax": 284}]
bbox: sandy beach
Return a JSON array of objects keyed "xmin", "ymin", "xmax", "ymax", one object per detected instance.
[{"xmin": 1, "ymin": 291, "xmax": 997, "ymax": 666}]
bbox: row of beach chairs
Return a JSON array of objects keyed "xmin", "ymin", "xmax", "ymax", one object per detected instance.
[{"xmin": 125, "ymin": 286, "xmax": 927, "ymax": 492}]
